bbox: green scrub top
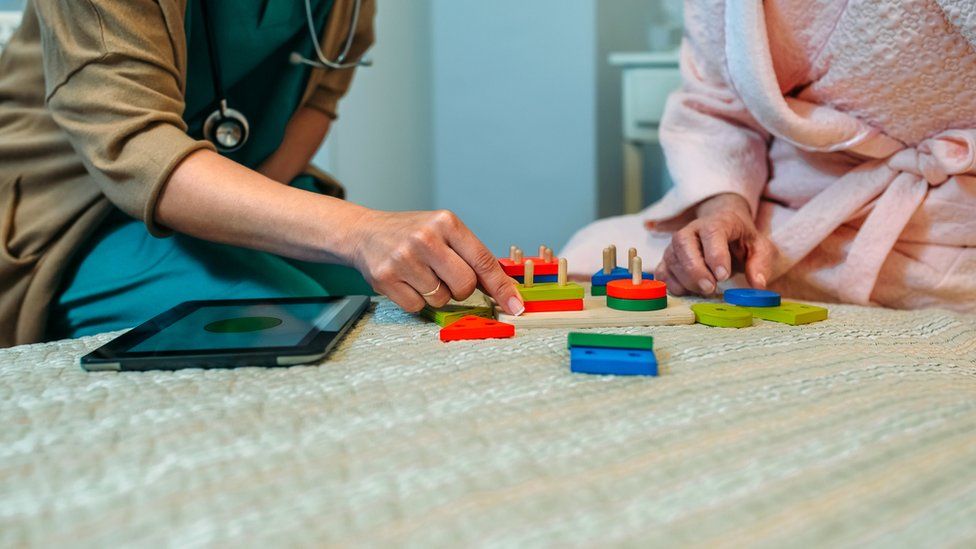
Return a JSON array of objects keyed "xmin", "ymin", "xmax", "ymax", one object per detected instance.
[
  {"xmin": 46, "ymin": 0, "xmax": 376, "ymax": 340},
  {"xmin": 182, "ymin": 0, "xmax": 335, "ymax": 168}
]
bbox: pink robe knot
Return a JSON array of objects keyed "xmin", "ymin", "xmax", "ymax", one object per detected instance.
[
  {"xmin": 772, "ymin": 130, "xmax": 976, "ymax": 304},
  {"xmin": 887, "ymin": 130, "xmax": 976, "ymax": 186}
]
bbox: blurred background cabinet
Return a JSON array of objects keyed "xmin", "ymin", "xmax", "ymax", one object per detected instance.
[{"xmin": 610, "ymin": 51, "xmax": 682, "ymax": 214}]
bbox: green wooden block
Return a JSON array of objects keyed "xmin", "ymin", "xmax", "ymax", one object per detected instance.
[
  {"xmin": 420, "ymin": 304, "xmax": 493, "ymax": 327},
  {"xmin": 516, "ymin": 282, "xmax": 584, "ymax": 302},
  {"xmin": 738, "ymin": 301, "xmax": 828, "ymax": 325},
  {"xmin": 690, "ymin": 303, "xmax": 753, "ymax": 328},
  {"xmin": 567, "ymin": 332, "xmax": 653, "ymax": 351},
  {"xmin": 591, "ymin": 285, "xmax": 607, "ymax": 296},
  {"xmin": 606, "ymin": 296, "xmax": 668, "ymax": 311}
]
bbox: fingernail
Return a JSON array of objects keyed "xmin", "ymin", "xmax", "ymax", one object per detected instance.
[
  {"xmin": 715, "ymin": 266, "xmax": 729, "ymax": 281},
  {"xmin": 755, "ymin": 274, "xmax": 767, "ymax": 288},
  {"xmin": 507, "ymin": 296, "xmax": 525, "ymax": 317},
  {"xmin": 699, "ymin": 279, "xmax": 715, "ymax": 294}
]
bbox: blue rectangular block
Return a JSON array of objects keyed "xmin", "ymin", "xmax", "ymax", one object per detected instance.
[
  {"xmin": 591, "ymin": 267, "xmax": 653, "ymax": 287},
  {"xmin": 570, "ymin": 346, "xmax": 658, "ymax": 376},
  {"xmin": 513, "ymin": 274, "xmax": 559, "ymax": 283}
]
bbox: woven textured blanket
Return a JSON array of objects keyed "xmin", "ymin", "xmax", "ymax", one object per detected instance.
[{"xmin": 2, "ymin": 298, "xmax": 975, "ymax": 546}]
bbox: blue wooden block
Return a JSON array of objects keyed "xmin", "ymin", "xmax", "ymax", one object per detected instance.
[
  {"xmin": 513, "ymin": 274, "xmax": 558, "ymax": 283},
  {"xmin": 591, "ymin": 267, "xmax": 653, "ymax": 287},
  {"xmin": 723, "ymin": 288, "xmax": 781, "ymax": 307},
  {"xmin": 570, "ymin": 346, "xmax": 658, "ymax": 376}
]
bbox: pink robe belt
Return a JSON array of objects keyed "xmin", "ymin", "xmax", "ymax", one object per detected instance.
[{"xmin": 770, "ymin": 130, "xmax": 976, "ymax": 303}]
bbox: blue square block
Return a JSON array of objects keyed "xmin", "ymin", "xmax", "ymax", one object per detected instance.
[
  {"xmin": 591, "ymin": 267, "xmax": 654, "ymax": 287},
  {"xmin": 513, "ymin": 274, "xmax": 559, "ymax": 284},
  {"xmin": 570, "ymin": 346, "xmax": 658, "ymax": 376}
]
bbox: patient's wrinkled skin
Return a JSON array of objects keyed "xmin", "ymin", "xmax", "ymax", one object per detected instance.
[{"xmin": 654, "ymin": 193, "xmax": 775, "ymax": 296}]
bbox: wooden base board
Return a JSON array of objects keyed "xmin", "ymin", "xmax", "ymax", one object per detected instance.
[{"xmin": 491, "ymin": 283, "xmax": 695, "ymax": 329}]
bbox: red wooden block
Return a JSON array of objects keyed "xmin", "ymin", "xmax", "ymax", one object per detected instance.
[
  {"xmin": 440, "ymin": 315, "xmax": 515, "ymax": 342},
  {"xmin": 606, "ymin": 279, "xmax": 667, "ymax": 300},
  {"xmin": 523, "ymin": 298, "xmax": 584, "ymax": 313},
  {"xmin": 499, "ymin": 257, "xmax": 559, "ymax": 277}
]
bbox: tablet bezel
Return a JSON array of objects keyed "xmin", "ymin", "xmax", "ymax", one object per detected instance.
[{"xmin": 80, "ymin": 296, "xmax": 370, "ymax": 370}]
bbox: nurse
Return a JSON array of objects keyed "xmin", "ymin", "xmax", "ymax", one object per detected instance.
[{"xmin": 0, "ymin": 0, "xmax": 525, "ymax": 346}]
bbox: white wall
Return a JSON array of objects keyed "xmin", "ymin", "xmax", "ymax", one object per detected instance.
[
  {"xmin": 314, "ymin": 0, "xmax": 434, "ymax": 212},
  {"xmin": 430, "ymin": 0, "xmax": 599, "ymax": 255}
]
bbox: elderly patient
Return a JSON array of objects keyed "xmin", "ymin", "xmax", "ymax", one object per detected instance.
[{"xmin": 563, "ymin": 0, "xmax": 976, "ymax": 311}]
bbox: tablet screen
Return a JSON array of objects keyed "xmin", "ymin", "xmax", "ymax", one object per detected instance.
[{"xmin": 130, "ymin": 298, "xmax": 356, "ymax": 353}]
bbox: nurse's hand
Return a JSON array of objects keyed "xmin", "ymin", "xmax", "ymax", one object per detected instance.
[
  {"xmin": 347, "ymin": 209, "xmax": 525, "ymax": 315},
  {"xmin": 654, "ymin": 193, "xmax": 775, "ymax": 296}
]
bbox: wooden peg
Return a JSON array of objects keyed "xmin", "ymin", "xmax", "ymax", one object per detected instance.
[
  {"xmin": 514, "ymin": 248, "xmax": 523, "ymax": 264},
  {"xmin": 558, "ymin": 257, "xmax": 567, "ymax": 286},
  {"xmin": 524, "ymin": 260, "xmax": 535, "ymax": 287},
  {"xmin": 509, "ymin": 245, "xmax": 517, "ymax": 261},
  {"xmin": 631, "ymin": 256, "xmax": 643, "ymax": 285},
  {"xmin": 538, "ymin": 245, "xmax": 547, "ymax": 259},
  {"xmin": 544, "ymin": 247, "xmax": 553, "ymax": 263},
  {"xmin": 628, "ymin": 248, "xmax": 637, "ymax": 273},
  {"xmin": 609, "ymin": 244, "xmax": 617, "ymax": 268},
  {"xmin": 602, "ymin": 247, "xmax": 612, "ymax": 275}
]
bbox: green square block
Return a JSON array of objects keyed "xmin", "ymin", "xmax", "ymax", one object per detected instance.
[
  {"xmin": 516, "ymin": 282, "xmax": 584, "ymax": 302},
  {"xmin": 567, "ymin": 332, "xmax": 653, "ymax": 351},
  {"xmin": 606, "ymin": 296, "xmax": 667, "ymax": 311},
  {"xmin": 420, "ymin": 304, "xmax": 493, "ymax": 327},
  {"xmin": 738, "ymin": 302, "xmax": 828, "ymax": 325},
  {"xmin": 591, "ymin": 285, "xmax": 607, "ymax": 296}
]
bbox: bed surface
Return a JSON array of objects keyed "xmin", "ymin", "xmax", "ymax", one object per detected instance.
[{"xmin": 2, "ymin": 297, "xmax": 975, "ymax": 546}]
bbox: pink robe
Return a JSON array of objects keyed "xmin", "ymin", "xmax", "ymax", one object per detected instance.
[{"xmin": 562, "ymin": 0, "xmax": 976, "ymax": 311}]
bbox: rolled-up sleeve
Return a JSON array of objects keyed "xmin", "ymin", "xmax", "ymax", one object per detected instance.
[
  {"xmin": 646, "ymin": 11, "xmax": 771, "ymax": 226},
  {"xmin": 35, "ymin": 0, "xmax": 214, "ymax": 237},
  {"xmin": 302, "ymin": 0, "xmax": 375, "ymax": 120}
]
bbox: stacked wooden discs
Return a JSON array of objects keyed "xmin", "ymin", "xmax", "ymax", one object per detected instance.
[{"xmin": 605, "ymin": 256, "xmax": 668, "ymax": 312}]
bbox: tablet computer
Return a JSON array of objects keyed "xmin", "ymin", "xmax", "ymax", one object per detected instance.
[{"xmin": 81, "ymin": 296, "xmax": 370, "ymax": 372}]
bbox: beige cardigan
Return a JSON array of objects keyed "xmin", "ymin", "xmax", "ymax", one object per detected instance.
[{"xmin": 0, "ymin": 0, "xmax": 375, "ymax": 346}]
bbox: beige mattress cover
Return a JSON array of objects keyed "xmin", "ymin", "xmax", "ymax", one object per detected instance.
[{"xmin": 2, "ymin": 298, "xmax": 975, "ymax": 546}]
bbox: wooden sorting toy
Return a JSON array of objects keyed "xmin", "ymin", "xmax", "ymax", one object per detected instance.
[
  {"xmin": 606, "ymin": 257, "xmax": 668, "ymax": 312},
  {"xmin": 567, "ymin": 328, "xmax": 659, "ymax": 377},
  {"xmin": 499, "ymin": 244, "xmax": 559, "ymax": 276},
  {"xmin": 513, "ymin": 274, "xmax": 558, "ymax": 284},
  {"xmin": 737, "ymin": 302, "xmax": 828, "ymax": 325},
  {"xmin": 420, "ymin": 304, "xmax": 494, "ymax": 327},
  {"xmin": 439, "ymin": 315, "xmax": 515, "ymax": 342},
  {"xmin": 591, "ymin": 245, "xmax": 653, "ymax": 295},
  {"xmin": 494, "ymin": 283, "xmax": 694, "ymax": 328},
  {"xmin": 570, "ymin": 346, "xmax": 658, "ymax": 376},
  {"xmin": 607, "ymin": 296, "xmax": 667, "ymax": 311},
  {"xmin": 516, "ymin": 258, "xmax": 585, "ymax": 312},
  {"xmin": 567, "ymin": 332, "xmax": 654, "ymax": 351},
  {"xmin": 690, "ymin": 303, "xmax": 753, "ymax": 328},
  {"xmin": 606, "ymin": 279, "xmax": 667, "ymax": 300},
  {"xmin": 523, "ymin": 299, "xmax": 585, "ymax": 313},
  {"xmin": 723, "ymin": 288, "xmax": 781, "ymax": 307}
]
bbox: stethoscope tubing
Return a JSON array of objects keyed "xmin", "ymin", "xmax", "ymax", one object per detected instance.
[{"xmin": 199, "ymin": 0, "xmax": 370, "ymax": 152}]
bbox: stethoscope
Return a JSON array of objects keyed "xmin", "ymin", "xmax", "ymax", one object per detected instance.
[{"xmin": 198, "ymin": 0, "xmax": 372, "ymax": 153}]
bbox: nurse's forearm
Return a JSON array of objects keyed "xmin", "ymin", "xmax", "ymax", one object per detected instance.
[
  {"xmin": 257, "ymin": 107, "xmax": 333, "ymax": 184},
  {"xmin": 155, "ymin": 150, "xmax": 526, "ymax": 316},
  {"xmin": 158, "ymin": 149, "xmax": 363, "ymax": 264}
]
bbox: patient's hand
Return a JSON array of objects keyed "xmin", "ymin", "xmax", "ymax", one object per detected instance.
[
  {"xmin": 347, "ymin": 209, "xmax": 525, "ymax": 315},
  {"xmin": 654, "ymin": 193, "xmax": 775, "ymax": 296}
]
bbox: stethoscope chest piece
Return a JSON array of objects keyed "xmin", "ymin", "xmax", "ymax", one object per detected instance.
[
  {"xmin": 197, "ymin": 0, "xmax": 369, "ymax": 153},
  {"xmin": 203, "ymin": 100, "xmax": 250, "ymax": 153}
]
